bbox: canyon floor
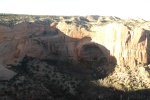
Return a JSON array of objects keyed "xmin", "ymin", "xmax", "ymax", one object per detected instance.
[{"xmin": 0, "ymin": 14, "xmax": 150, "ymax": 100}]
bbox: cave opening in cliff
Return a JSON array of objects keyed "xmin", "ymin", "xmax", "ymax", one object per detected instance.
[{"xmin": 78, "ymin": 44, "xmax": 108, "ymax": 65}]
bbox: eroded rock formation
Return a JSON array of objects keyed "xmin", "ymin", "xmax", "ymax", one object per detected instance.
[
  {"xmin": 92, "ymin": 23, "xmax": 150, "ymax": 66},
  {"xmin": 56, "ymin": 21, "xmax": 150, "ymax": 67},
  {"xmin": 0, "ymin": 20, "xmax": 150, "ymax": 80},
  {"xmin": 0, "ymin": 21, "xmax": 108, "ymax": 66}
]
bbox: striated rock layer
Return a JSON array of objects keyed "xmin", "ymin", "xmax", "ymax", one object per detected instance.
[
  {"xmin": 0, "ymin": 21, "xmax": 150, "ymax": 73},
  {"xmin": 57, "ymin": 21, "xmax": 150, "ymax": 67},
  {"xmin": 92, "ymin": 23, "xmax": 150, "ymax": 67}
]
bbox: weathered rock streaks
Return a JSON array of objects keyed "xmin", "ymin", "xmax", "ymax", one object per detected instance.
[
  {"xmin": 92, "ymin": 23, "xmax": 150, "ymax": 66},
  {"xmin": 0, "ymin": 21, "xmax": 150, "ymax": 78}
]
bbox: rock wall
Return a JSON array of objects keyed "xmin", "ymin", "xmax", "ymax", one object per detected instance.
[
  {"xmin": 56, "ymin": 22, "xmax": 150, "ymax": 66},
  {"xmin": 92, "ymin": 23, "xmax": 150, "ymax": 66},
  {"xmin": 0, "ymin": 21, "xmax": 149, "ymax": 68},
  {"xmin": 0, "ymin": 22, "xmax": 108, "ymax": 67}
]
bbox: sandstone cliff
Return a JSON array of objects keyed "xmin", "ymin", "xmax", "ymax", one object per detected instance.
[
  {"xmin": 0, "ymin": 21, "xmax": 109, "ymax": 67},
  {"xmin": 0, "ymin": 21, "xmax": 150, "ymax": 68},
  {"xmin": 92, "ymin": 23, "xmax": 150, "ymax": 67},
  {"xmin": 1, "ymin": 15, "xmax": 150, "ymax": 100},
  {"xmin": 56, "ymin": 21, "xmax": 150, "ymax": 67}
]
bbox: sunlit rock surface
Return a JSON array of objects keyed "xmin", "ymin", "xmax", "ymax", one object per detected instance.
[
  {"xmin": 0, "ymin": 16, "xmax": 150, "ymax": 80},
  {"xmin": 0, "ymin": 21, "xmax": 150, "ymax": 67},
  {"xmin": 92, "ymin": 23, "xmax": 150, "ymax": 67}
]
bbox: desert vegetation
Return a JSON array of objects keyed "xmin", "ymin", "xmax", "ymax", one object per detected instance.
[
  {"xmin": 0, "ymin": 14, "xmax": 150, "ymax": 100},
  {"xmin": 1, "ymin": 56, "xmax": 150, "ymax": 100}
]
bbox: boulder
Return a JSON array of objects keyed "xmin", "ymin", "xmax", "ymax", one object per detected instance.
[{"xmin": 0, "ymin": 64, "xmax": 16, "ymax": 80}]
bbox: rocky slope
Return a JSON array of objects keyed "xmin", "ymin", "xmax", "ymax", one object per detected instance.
[
  {"xmin": 98, "ymin": 64, "xmax": 150, "ymax": 91},
  {"xmin": 0, "ymin": 56, "xmax": 79, "ymax": 100}
]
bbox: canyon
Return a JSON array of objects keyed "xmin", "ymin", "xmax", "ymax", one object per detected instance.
[
  {"xmin": 0, "ymin": 14, "xmax": 150, "ymax": 100},
  {"xmin": 0, "ymin": 17, "xmax": 149, "ymax": 68}
]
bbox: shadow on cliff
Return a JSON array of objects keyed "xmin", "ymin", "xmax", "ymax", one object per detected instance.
[
  {"xmin": 40, "ymin": 27, "xmax": 119, "ymax": 99},
  {"xmin": 42, "ymin": 27, "xmax": 116, "ymax": 79},
  {"xmin": 44, "ymin": 28, "xmax": 150, "ymax": 100},
  {"xmin": 4, "ymin": 22, "xmax": 150, "ymax": 100}
]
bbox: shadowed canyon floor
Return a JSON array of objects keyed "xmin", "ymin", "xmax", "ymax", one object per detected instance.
[{"xmin": 0, "ymin": 14, "xmax": 150, "ymax": 100}]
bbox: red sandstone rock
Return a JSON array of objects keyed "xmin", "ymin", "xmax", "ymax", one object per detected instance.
[
  {"xmin": 92, "ymin": 23, "xmax": 150, "ymax": 66},
  {"xmin": 0, "ymin": 21, "xmax": 149, "ymax": 79}
]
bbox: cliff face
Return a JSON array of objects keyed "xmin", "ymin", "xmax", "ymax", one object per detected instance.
[
  {"xmin": 56, "ymin": 21, "xmax": 150, "ymax": 67},
  {"xmin": 92, "ymin": 23, "xmax": 150, "ymax": 66},
  {"xmin": 0, "ymin": 23, "xmax": 51, "ymax": 65},
  {"xmin": 0, "ymin": 21, "xmax": 110, "ymax": 67},
  {"xmin": 1, "ymin": 15, "xmax": 150, "ymax": 100},
  {"xmin": 0, "ymin": 21, "xmax": 150, "ymax": 72}
]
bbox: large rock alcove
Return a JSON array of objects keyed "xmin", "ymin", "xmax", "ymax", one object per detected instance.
[{"xmin": 77, "ymin": 43, "xmax": 108, "ymax": 64}]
